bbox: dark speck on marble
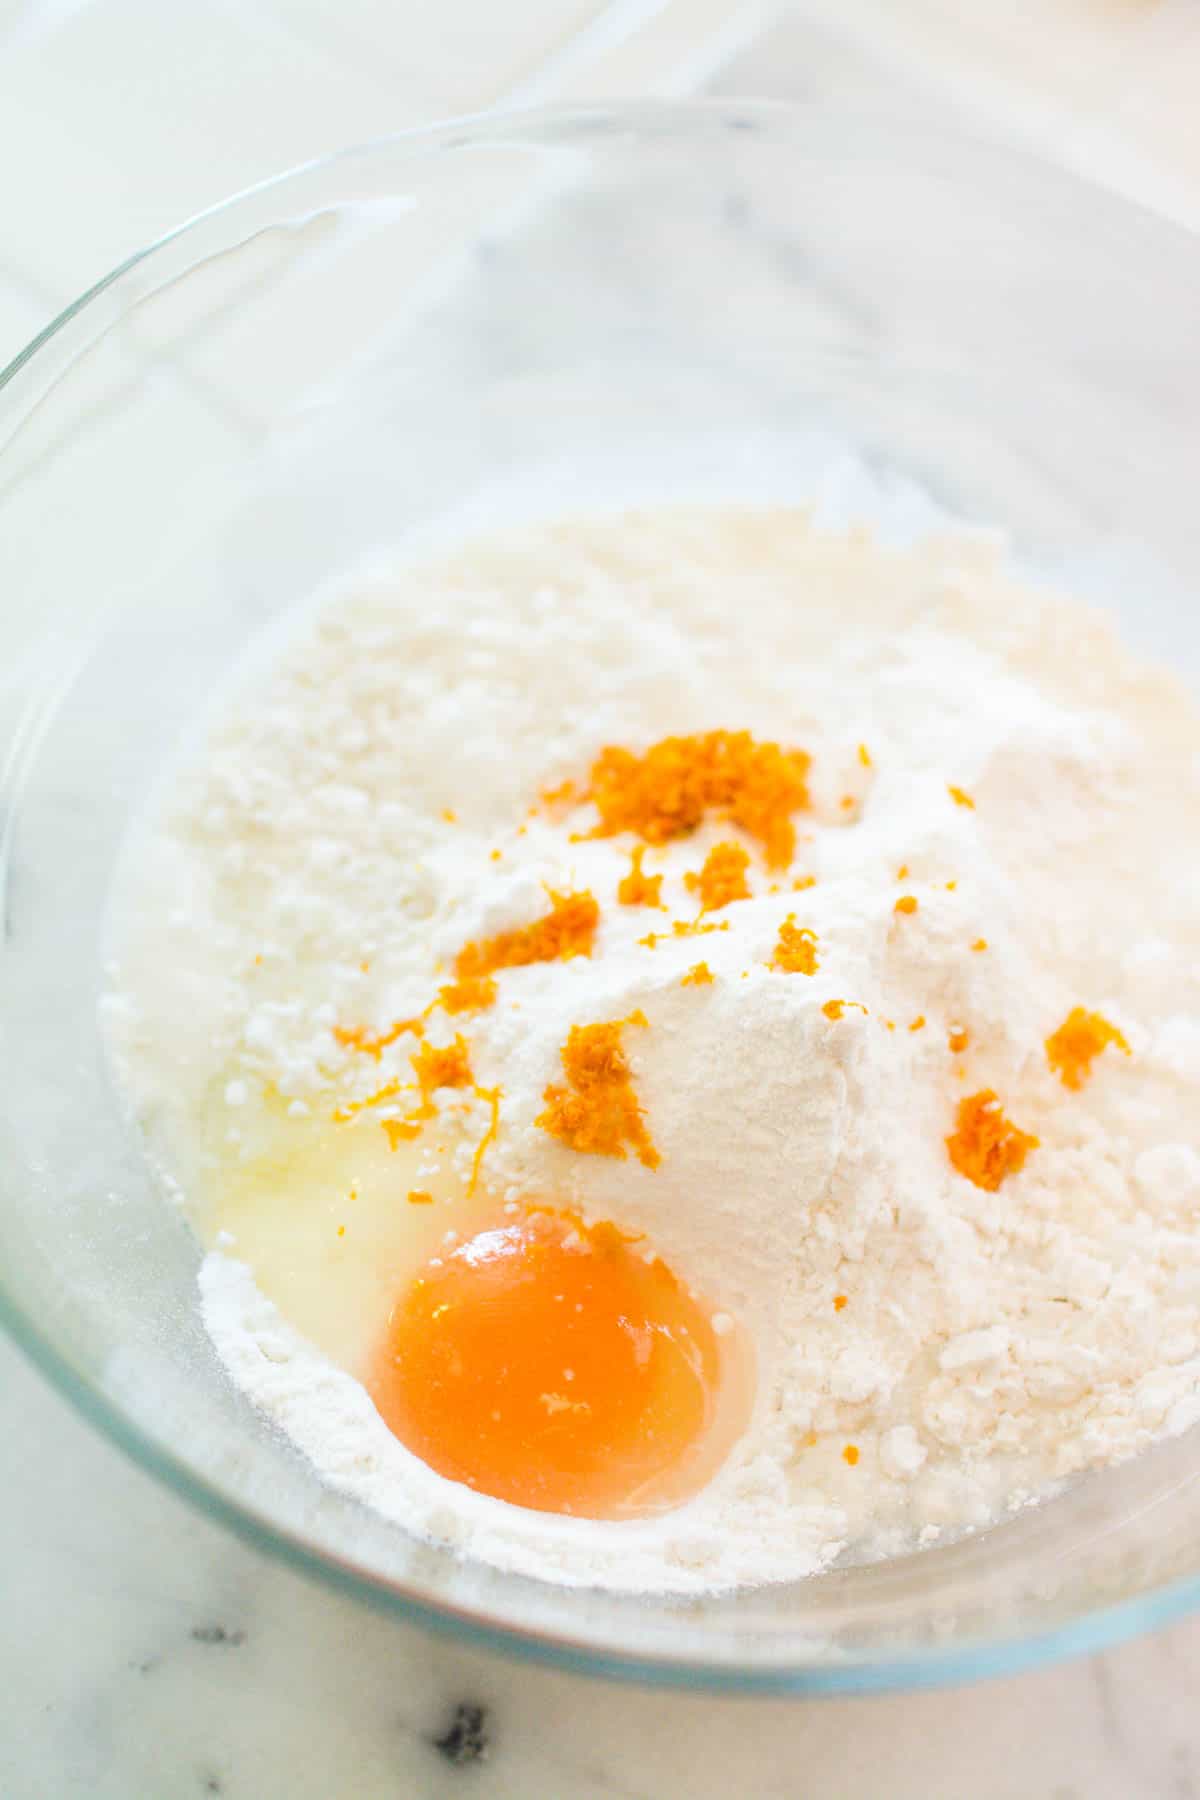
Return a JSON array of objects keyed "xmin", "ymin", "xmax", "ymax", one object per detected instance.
[
  {"xmin": 433, "ymin": 1701, "xmax": 490, "ymax": 1767},
  {"xmin": 191, "ymin": 1625, "xmax": 246, "ymax": 1647}
]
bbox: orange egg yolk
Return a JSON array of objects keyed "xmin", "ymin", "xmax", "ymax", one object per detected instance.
[{"xmin": 368, "ymin": 1208, "xmax": 727, "ymax": 1518}]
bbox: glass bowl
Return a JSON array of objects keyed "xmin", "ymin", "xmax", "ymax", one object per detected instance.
[{"xmin": 3, "ymin": 101, "xmax": 1200, "ymax": 1695}]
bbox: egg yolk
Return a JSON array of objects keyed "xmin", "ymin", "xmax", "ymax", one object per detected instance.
[{"xmin": 368, "ymin": 1208, "xmax": 726, "ymax": 1518}]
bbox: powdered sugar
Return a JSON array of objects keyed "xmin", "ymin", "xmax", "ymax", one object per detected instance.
[{"xmin": 107, "ymin": 506, "xmax": 1200, "ymax": 1592}]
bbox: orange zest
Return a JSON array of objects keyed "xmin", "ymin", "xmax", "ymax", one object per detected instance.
[
  {"xmin": 1045, "ymin": 1007, "xmax": 1130, "ymax": 1091},
  {"xmin": 537, "ymin": 1014, "xmax": 660, "ymax": 1169},
  {"xmin": 843, "ymin": 1444, "xmax": 860, "ymax": 1466},
  {"xmin": 411, "ymin": 1036, "xmax": 474, "ymax": 1118},
  {"xmin": 383, "ymin": 1119, "xmax": 421, "ymax": 1149},
  {"xmin": 438, "ymin": 975, "xmax": 498, "ymax": 1015},
  {"xmin": 407, "ymin": 1190, "xmax": 434, "ymax": 1206},
  {"xmin": 334, "ymin": 1078, "xmax": 405, "ymax": 1122},
  {"xmin": 894, "ymin": 895, "xmax": 918, "ymax": 916},
  {"xmin": 822, "ymin": 998, "xmax": 867, "ymax": 1020},
  {"xmin": 455, "ymin": 888, "xmax": 599, "ymax": 979},
  {"xmin": 341, "ymin": 1035, "xmax": 502, "ymax": 1182},
  {"xmin": 771, "ymin": 915, "xmax": 819, "ymax": 975},
  {"xmin": 946, "ymin": 1089, "xmax": 1038, "ymax": 1192},
  {"xmin": 682, "ymin": 961, "xmax": 714, "ymax": 987},
  {"xmin": 948, "ymin": 785, "xmax": 975, "ymax": 810},
  {"xmin": 333, "ymin": 1015, "xmax": 425, "ymax": 1060},
  {"xmin": 685, "ymin": 840, "xmax": 752, "ymax": 911},
  {"xmin": 639, "ymin": 919, "xmax": 730, "ymax": 949},
  {"xmin": 617, "ymin": 846, "xmax": 664, "ymax": 910},
  {"xmin": 585, "ymin": 730, "xmax": 810, "ymax": 868},
  {"xmin": 469, "ymin": 1085, "xmax": 502, "ymax": 1196},
  {"xmin": 948, "ymin": 1026, "xmax": 969, "ymax": 1054}
]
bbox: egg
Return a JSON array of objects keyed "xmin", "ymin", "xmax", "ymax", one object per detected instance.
[
  {"xmin": 369, "ymin": 1207, "xmax": 726, "ymax": 1517},
  {"xmin": 206, "ymin": 1102, "xmax": 746, "ymax": 1520}
]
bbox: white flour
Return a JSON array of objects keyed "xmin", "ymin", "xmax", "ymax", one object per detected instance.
[{"xmin": 106, "ymin": 507, "xmax": 1200, "ymax": 1593}]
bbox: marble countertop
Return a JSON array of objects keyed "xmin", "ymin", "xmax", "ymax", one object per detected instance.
[
  {"xmin": 6, "ymin": 4, "xmax": 1200, "ymax": 1796},
  {"xmin": 7, "ymin": 1329, "xmax": 1200, "ymax": 1799}
]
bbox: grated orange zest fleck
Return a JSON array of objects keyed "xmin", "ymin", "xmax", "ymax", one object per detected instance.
[
  {"xmin": 685, "ymin": 840, "xmax": 751, "ymax": 911},
  {"xmin": 585, "ymin": 729, "xmax": 810, "ymax": 868},
  {"xmin": 536, "ymin": 1014, "xmax": 660, "ymax": 1169},
  {"xmin": 411, "ymin": 1036, "xmax": 474, "ymax": 1118},
  {"xmin": 771, "ymin": 915, "xmax": 819, "ymax": 975},
  {"xmin": 382, "ymin": 1119, "xmax": 421, "ymax": 1150},
  {"xmin": 947, "ymin": 1089, "xmax": 1038, "ymax": 1192},
  {"xmin": 639, "ymin": 918, "xmax": 730, "ymax": 949},
  {"xmin": 438, "ymin": 975, "xmax": 498, "ymax": 1016},
  {"xmin": 1045, "ymin": 1007, "xmax": 1130, "ymax": 1091},
  {"xmin": 468, "ymin": 1085, "xmax": 502, "ymax": 1197},
  {"xmin": 455, "ymin": 889, "xmax": 599, "ymax": 979},
  {"xmin": 333, "ymin": 1015, "xmax": 425, "ymax": 1060},
  {"xmin": 617, "ymin": 845, "xmax": 664, "ymax": 910}
]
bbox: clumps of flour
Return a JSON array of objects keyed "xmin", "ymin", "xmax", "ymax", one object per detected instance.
[{"xmin": 107, "ymin": 507, "xmax": 1200, "ymax": 1593}]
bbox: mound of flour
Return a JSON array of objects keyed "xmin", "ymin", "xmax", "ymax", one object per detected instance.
[{"xmin": 107, "ymin": 507, "xmax": 1200, "ymax": 1592}]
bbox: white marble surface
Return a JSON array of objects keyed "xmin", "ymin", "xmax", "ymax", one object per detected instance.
[{"xmin": 6, "ymin": 4, "xmax": 1200, "ymax": 1797}]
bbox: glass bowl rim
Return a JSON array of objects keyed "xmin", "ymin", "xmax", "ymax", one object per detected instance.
[{"xmin": 3, "ymin": 95, "xmax": 1198, "ymax": 1694}]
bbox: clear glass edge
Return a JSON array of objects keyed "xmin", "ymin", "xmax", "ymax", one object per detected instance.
[
  {"xmin": 2, "ymin": 95, "xmax": 1198, "ymax": 1692},
  {"xmin": 7, "ymin": 1283, "xmax": 1200, "ymax": 1695}
]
